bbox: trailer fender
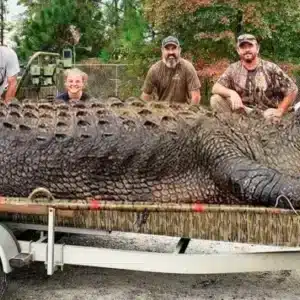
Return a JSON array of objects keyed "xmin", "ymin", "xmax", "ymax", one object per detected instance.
[{"xmin": 0, "ymin": 224, "xmax": 20, "ymax": 273}]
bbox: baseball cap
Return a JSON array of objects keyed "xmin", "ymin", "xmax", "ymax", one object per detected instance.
[
  {"xmin": 237, "ymin": 34, "xmax": 257, "ymax": 46},
  {"xmin": 162, "ymin": 36, "xmax": 180, "ymax": 48}
]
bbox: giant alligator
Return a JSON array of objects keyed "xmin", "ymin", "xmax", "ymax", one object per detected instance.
[{"xmin": 0, "ymin": 97, "xmax": 300, "ymax": 209}]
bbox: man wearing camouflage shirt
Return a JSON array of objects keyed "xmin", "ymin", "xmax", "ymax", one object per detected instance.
[{"xmin": 210, "ymin": 34, "xmax": 298, "ymax": 122}]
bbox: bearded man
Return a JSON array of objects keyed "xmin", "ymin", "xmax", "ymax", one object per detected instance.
[
  {"xmin": 210, "ymin": 34, "xmax": 298, "ymax": 122},
  {"xmin": 141, "ymin": 36, "xmax": 201, "ymax": 104}
]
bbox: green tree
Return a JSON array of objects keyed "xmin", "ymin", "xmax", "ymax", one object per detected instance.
[
  {"xmin": 99, "ymin": 0, "xmax": 151, "ymax": 62},
  {"xmin": 16, "ymin": 0, "xmax": 105, "ymax": 60},
  {"xmin": 0, "ymin": 0, "xmax": 7, "ymax": 45}
]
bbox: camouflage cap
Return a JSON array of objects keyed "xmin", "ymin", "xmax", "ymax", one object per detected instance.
[
  {"xmin": 237, "ymin": 34, "xmax": 257, "ymax": 46},
  {"xmin": 162, "ymin": 36, "xmax": 180, "ymax": 48}
]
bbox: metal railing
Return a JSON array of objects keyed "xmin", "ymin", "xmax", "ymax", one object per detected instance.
[{"xmin": 70, "ymin": 63, "xmax": 143, "ymax": 100}]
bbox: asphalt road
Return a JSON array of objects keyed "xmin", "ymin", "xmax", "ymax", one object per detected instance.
[{"xmin": 3, "ymin": 231, "xmax": 300, "ymax": 300}]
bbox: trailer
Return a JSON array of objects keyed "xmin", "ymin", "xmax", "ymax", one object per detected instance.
[{"xmin": 1, "ymin": 189, "xmax": 300, "ymax": 298}]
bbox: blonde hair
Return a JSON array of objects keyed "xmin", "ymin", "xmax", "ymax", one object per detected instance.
[{"xmin": 64, "ymin": 68, "xmax": 88, "ymax": 87}]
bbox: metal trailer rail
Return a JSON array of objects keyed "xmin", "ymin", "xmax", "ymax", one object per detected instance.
[{"xmin": 1, "ymin": 206, "xmax": 300, "ymax": 296}]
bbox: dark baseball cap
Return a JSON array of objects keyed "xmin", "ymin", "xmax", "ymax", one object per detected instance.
[
  {"xmin": 162, "ymin": 36, "xmax": 180, "ymax": 47},
  {"xmin": 237, "ymin": 34, "xmax": 257, "ymax": 46}
]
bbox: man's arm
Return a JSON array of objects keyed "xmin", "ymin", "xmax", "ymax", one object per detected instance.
[
  {"xmin": 263, "ymin": 64, "xmax": 298, "ymax": 121},
  {"xmin": 140, "ymin": 92, "xmax": 152, "ymax": 101},
  {"xmin": 4, "ymin": 48, "xmax": 20, "ymax": 103},
  {"xmin": 274, "ymin": 65, "xmax": 299, "ymax": 114},
  {"xmin": 140, "ymin": 66, "xmax": 155, "ymax": 101},
  {"xmin": 186, "ymin": 62, "xmax": 201, "ymax": 105},
  {"xmin": 278, "ymin": 88, "xmax": 298, "ymax": 114},
  {"xmin": 212, "ymin": 82, "xmax": 235, "ymax": 98},
  {"xmin": 263, "ymin": 88, "xmax": 298, "ymax": 121},
  {"xmin": 190, "ymin": 90, "xmax": 201, "ymax": 105},
  {"xmin": 4, "ymin": 75, "xmax": 17, "ymax": 103}
]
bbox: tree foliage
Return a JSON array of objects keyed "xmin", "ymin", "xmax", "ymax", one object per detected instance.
[
  {"xmin": 98, "ymin": 0, "xmax": 152, "ymax": 62},
  {"xmin": 14, "ymin": 0, "xmax": 300, "ymax": 62},
  {"xmin": 143, "ymin": 0, "xmax": 300, "ymax": 62},
  {"xmin": 16, "ymin": 0, "xmax": 105, "ymax": 60}
]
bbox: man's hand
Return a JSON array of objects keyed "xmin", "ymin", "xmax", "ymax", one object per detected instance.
[
  {"xmin": 229, "ymin": 90, "xmax": 244, "ymax": 110},
  {"xmin": 263, "ymin": 108, "xmax": 284, "ymax": 123},
  {"xmin": 140, "ymin": 92, "xmax": 152, "ymax": 102}
]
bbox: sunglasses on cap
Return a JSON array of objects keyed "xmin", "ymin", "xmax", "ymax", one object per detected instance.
[{"xmin": 237, "ymin": 34, "xmax": 257, "ymax": 45}]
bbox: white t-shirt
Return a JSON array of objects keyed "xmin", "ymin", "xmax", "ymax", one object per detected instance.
[{"xmin": 0, "ymin": 46, "xmax": 20, "ymax": 96}]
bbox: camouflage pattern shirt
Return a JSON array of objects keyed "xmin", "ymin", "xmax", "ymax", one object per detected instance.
[
  {"xmin": 217, "ymin": 59, "xmax": 297, "ymax": 109},
  {"xmin": 142, "ymin": 58, "xmax": 201, "ymax": 103}
]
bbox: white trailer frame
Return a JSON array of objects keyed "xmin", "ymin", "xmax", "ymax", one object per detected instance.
[{"xmin": 1, "ymin": 207, "xmax": 300, "ymax": 279}]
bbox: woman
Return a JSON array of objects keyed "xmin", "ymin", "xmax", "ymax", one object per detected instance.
[{"xmin": 56, "ymin": 68, "xmax": 90, "ymax": 102}]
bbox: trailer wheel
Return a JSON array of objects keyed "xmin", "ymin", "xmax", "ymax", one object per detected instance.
[{"xmin": 0, "ymin": 260, "xmax": 7, "ymax": 299}]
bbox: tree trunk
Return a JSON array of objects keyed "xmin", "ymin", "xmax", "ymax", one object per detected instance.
[{"xmin": 0, "ymin": 0, "xmax": 4, "ymax": 45}]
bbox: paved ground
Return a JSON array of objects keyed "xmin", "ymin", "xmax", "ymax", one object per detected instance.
[{"xmin": 3, "ymin": 231, "xmax": 300, "ymax": 300}]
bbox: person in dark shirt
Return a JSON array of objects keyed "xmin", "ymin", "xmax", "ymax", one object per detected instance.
[
  {"xmin": 56, "ymin": 68, "xmax": 90, "ymax": 102},
  {"xmin": 141, "ymin": 36, "xmax": 201, "ymax": 104}
]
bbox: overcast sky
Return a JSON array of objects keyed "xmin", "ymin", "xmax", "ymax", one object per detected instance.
[{"xmin": 7, "ymin": 0, "xmax": 26, "ymax": 21}]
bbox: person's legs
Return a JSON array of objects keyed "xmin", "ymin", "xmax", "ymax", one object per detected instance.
[
  {"xmin": 210, "ymin": 94, "xmax": 232, "ymax": 113},
  {"xmin": 210, "ymin": 94, "xmax": 254, "ymax": 116}
]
